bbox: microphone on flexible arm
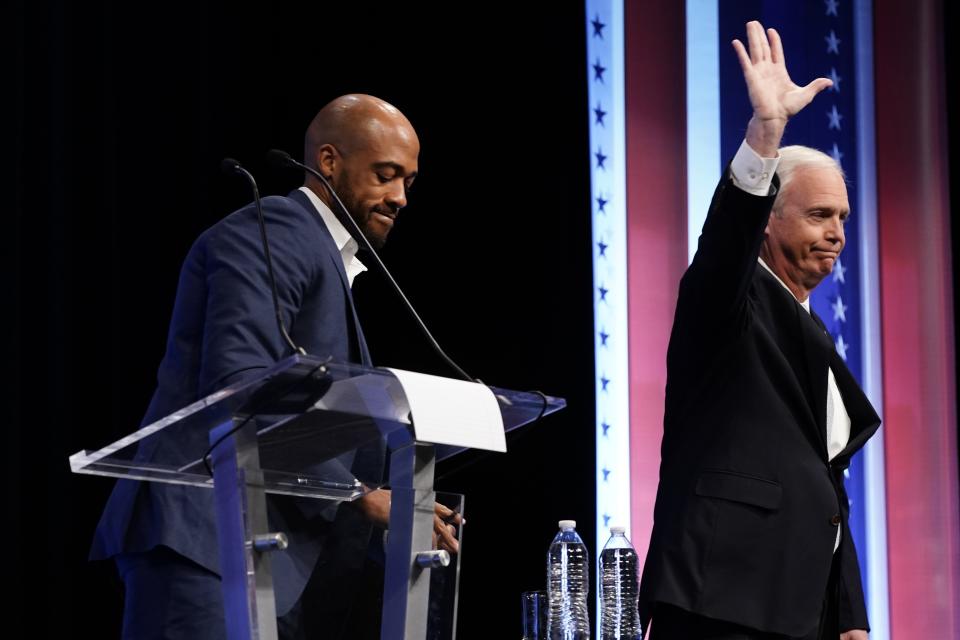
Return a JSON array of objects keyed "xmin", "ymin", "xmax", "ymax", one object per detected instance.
[
  {"xmin": 199, "ymin": 158, "xmax": 315, "ymax": 477},
  {"xmin": 264, "ymin": 148, "xmax": 475, "ymax": 383},
  {"xmin": 220, "ymin": 157, "xmax": 306, "ymax": 357},
  {"xmin": 264, "ymin": 151, "xmax": 553, "ymax": 487}
]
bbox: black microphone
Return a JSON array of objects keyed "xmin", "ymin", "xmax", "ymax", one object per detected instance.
[
  {"xmin": 221, "ymin": 157, "xmax": 305, "ymax": 357},
  {"xmin": 266, "ymin": 148, "xmax": 475, "ymax": 383}
]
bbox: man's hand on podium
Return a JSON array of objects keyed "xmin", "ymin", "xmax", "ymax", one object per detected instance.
[
  {"xmin": 357, "ymin": 489, "xmax": 463, "ymax": 554},
  {"xmin": 433, "ymin": 502, "xmax": 462, "ymax": 555}
]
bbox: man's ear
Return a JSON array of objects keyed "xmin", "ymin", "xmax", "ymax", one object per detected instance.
[
  {"xmin": 765, "ymin": 205, "xmax": 782, "ymax": 236},
  {"xmin": 316, "ymin": 143, "xmax": 338, "ymax": 180}
]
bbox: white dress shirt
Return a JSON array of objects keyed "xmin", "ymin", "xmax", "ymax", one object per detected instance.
[{"xmin": 299, "ymin": 186, "xmax": 368, "ymax": 286}]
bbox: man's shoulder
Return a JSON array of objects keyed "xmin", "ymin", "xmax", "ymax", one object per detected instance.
[
  {"xmin": 750, "ymin": 265, "xmax": 802, "ymax": 310},
  {"xmin": 176, "ymin": 193, "xmax": 338, "ymax": 287},
  {"xmin": 199, "ymin": 192, "xmax": 322, "ymax": 244},
  {"xmin": 228, "ymin": 191, "xmax": 316, "ymax": 223}
]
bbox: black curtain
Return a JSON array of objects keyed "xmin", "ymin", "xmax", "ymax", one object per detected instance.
[{"xmin": 11, "ymin": 1, "xmax": 594, "ymax": 636}]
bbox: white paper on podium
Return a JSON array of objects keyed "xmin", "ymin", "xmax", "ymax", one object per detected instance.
[{"xmin": 386, "ymin": 368, "xmax": 506, "ymax": 452}]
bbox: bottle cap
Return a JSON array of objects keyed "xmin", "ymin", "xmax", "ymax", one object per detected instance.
[
  {"xmin": 610, "ymin": 526, "xmax": 625, "ymax": 534},
  {"xmin": 558, "ymin": 519, "xmax": 576, "ymax": 530}
]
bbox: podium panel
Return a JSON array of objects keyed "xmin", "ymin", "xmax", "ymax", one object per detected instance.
[{"xmin": 70, "ymin": 354, "xmax": 564, "ymax": 639}]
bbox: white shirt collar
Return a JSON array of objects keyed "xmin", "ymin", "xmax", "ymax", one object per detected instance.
[
  {"xmin": 298, "ymin": 186, "xmax": 367, "ymax": 285},
  {"xmin": 758, "ymin": 257, "xmax": 810, "ymax": 312}
]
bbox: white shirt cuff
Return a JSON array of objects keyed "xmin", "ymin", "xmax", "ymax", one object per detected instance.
[{"xmin": 730, "ymin": 139, "xmax": 780, "ymax": 196}]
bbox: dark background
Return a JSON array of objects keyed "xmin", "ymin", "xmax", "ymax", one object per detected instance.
[
  {"xmin": 9, "ymin": 1, "xmax": 958, "ymax": 638},
  {"xmin": 11, "ymin": 1, "xmax": 594, "ymax": 637}
]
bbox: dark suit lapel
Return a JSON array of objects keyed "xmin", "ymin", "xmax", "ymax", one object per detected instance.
[
  {"xmin": 289, "ymin": 189, "xmax": 373, "ymax": 366},
  {"xmin": 758, "ymin": 272, "xmax": 881, "ymax": 465},
  {"xmin": 828, "ymin": 348, "xmax": 881, "ymax": 460},
  {"xmin": 756, "ymin": 268, "xmax": 829, "ymax": 456},
  {"xmin": 799, "ymin": 309, "xmax": 833, "ymax": 454}
]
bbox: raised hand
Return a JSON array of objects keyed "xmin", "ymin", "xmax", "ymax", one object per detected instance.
[{"xmin": 732, "ymin": 21, "xmax": 833, "ymax": 157}]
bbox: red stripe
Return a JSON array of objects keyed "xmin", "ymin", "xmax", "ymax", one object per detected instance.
[
  {"xmin": 875, "ymin": 0, "xmax": 960, "ymax": 636},
  {"xmin": 624, "ymin": 2, "xmax": 688, "ymax": 562}
]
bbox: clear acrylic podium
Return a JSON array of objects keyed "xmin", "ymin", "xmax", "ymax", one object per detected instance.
[{"xmin": 70, "ymin": 354, "xmax": 565, "ymax": 640}]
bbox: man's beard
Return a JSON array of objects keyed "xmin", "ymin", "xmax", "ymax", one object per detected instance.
[
  {"xmin": 332, "ymin": 184, "xmax": 387, "ymax": 249},
  {"xmin": 351, "ymin": 206, "xmax": 388, "ymax": 250},
  {"xmin": 360, "ymin": 217, "xmax": 387, "ymax": 250}
]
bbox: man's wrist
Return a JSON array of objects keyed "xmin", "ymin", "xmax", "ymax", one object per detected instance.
[{"xmin": 745, "ymin": 115, "xmax": 785, "ymax": 158}]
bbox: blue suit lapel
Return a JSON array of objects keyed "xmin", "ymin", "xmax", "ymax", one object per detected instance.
[{"xmin": 289, "ymin": 189, "xmax": 372, "ymax": 366}]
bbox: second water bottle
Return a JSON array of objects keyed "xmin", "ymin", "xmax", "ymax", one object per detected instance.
[{"xmin": 598, "ymin": 526, "xmax": 641, "ymax": 640}]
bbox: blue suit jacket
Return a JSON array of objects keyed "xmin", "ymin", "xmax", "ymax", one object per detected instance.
[{"xmin": 92, "ymin": 189, "xmax": 379, "ymax": 615}]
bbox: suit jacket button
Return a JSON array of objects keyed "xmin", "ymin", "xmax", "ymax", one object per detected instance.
[{"xmin": 830, "ymin": 514, "xmax": 842, "ymax": 526}]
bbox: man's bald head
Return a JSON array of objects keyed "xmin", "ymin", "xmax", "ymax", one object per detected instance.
[
  {"xmin": 304, "ymin": 94, "xmax": 417, "ymax": 166},
  {"xmin": 303, "ymin": 94, "xmax": 420, "ymax": 249}
]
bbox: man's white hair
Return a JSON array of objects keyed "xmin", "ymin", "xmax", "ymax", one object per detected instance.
[{"xmin": 773, "ymin": 145, "xmax": 845, "ymax": 211}]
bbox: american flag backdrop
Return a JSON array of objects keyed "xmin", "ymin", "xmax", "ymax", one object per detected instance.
[{"xmin": 587, "ymin": 1, "xmax": 960, "ymax": 638}]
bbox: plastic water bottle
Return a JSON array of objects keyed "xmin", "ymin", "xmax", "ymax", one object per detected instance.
[
  {"xmin": 547, "ymin": 519, "xmax": 590, "ymax": 639},
  {"xmin": 598, "ymin": 526, "xmax": 640, "ymax": 640}
]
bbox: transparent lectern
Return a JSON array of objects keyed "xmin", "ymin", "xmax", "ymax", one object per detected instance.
[{"xmin": 70, "ymin": 355, "xmax": 565, "ymax": 640}]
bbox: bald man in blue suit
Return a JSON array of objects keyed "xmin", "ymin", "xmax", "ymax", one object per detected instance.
[{"xmin": 92, "ymin": 95, "xmax": 457, "ymax": 639}]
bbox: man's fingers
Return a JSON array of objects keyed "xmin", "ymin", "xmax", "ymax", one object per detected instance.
[
  {"xmin": 759, "ymin": 25, "xmax": 772, "ymax": 61},
  {"xmin": 434, "ymin": 502, "xmax": 463, "ymax": 526},
  {"xmin": 436, "ymin": 517, "xmax": 458, "ymax": 545},
  {"xmin": 768, "ymin": 28, "xmax": 784, "ymax": 64},
  {"xmin": 433, "ymin": 515, "xmax": 460, "ymax": 553},
  {"xmin": 747, "ymin": 21, "xmax": 766, "ymax": 63},
  {"xmin": 802, "ymin": 77, "xmax": 834, "ymax": 101},
  {"xmin": 732, "ymin": 39, "xmax": 752, "ymax": 75}
]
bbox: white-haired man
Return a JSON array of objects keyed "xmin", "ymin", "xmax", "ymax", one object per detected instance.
[{"xmin": 638, "ymin": 22, "xmax": 879, "ymax": 640}]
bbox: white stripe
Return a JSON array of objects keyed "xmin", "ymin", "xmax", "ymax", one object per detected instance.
[
  {"xmin": 685, "ymin": 0, "xmax": 721, "ymax": 264},
  {"xmin": 587, "ymin": 1, "xmax": 631, "ymax": 636},
  {"xmin": 854, "ymin": 0, "xmax": 890, "ymax": 637}
]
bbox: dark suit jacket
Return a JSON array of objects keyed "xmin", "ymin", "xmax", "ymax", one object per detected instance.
[
  {"xmin": 91, "ymin": 189, "xmax": 380, "ymax": 616},
  {"xmin": 638, "ymin": 173, "xmax": 880, "ymax": 637}
]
